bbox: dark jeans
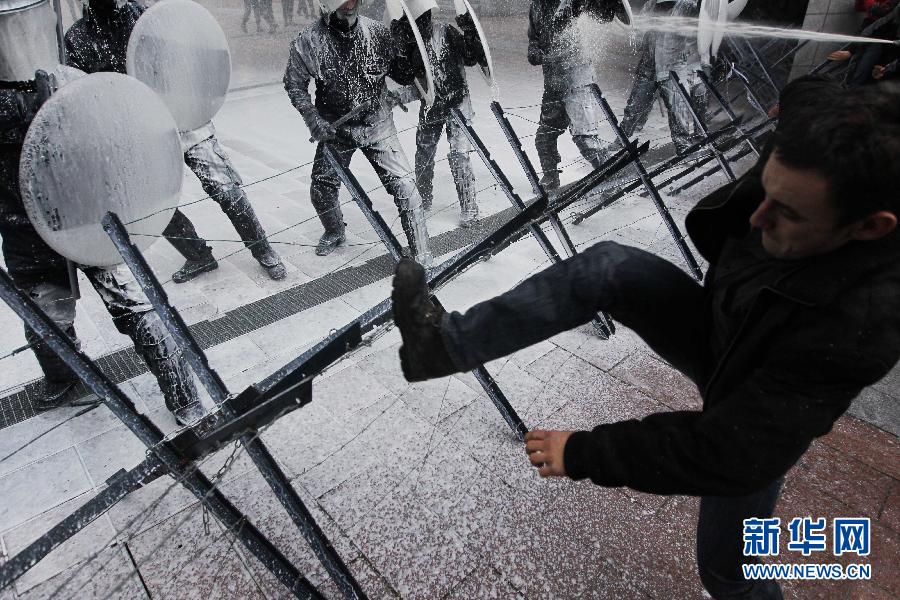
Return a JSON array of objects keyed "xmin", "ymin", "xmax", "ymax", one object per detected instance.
[
  {"xmin": 846, "ymin": 44, "xmax": 883, "ymax": 87},
  {"xmin": 442, "ymin": 241, "xmax": 783, "ymax": 599},
  {"xmin": 698, "ymin": 478, "xmax": 785, "ymax": 600}
]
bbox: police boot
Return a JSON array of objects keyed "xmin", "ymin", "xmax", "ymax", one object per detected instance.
[
  {"xmin": 316, "ymin": 212, "xmax": 346, "ymax": 257},
  {"xmin": 311, "ymin": 187, "xmax": 346, "ymax": 256},
  {"xmin": 220, "ymin": 189, "xmax": 287, "ymax": 280},
  {"xmin": 391, "ymin": 258, "xmax": 458, "ymax": 382},
  {"xmin": 175, "ymin": 402, "xmax": 207, "ymax": 427},
  {"xmin": 400, "ymin": 210, "xmax": 433, "ymax": 267},
  {"xmin": 37, "ymin": 380, "xmax": 78, "ymax": 410},
  {"xmin": 165, "ymin": 211, "xmax": 219, "ymax": 283},
  {"xmin": 130, "ymin": 312, "xmax": 201, "ymax": 418},
  {"xmin": 450, "ymin": 151, "xmax": 478, "ymax": 228}
]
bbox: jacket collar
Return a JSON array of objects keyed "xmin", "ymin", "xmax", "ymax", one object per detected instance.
[
  {"xmin": 688, "ymin": 170, "xmax": 900, "ymax": 307},
  {"xmin": 769, "ymin": 231, "xmax": 900, "ymax": 307}
]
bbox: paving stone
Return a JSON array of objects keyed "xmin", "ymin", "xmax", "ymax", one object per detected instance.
[
  {"xmin": 2, "ymin": 492, "xmax": 117, "ymax": 593},
  {"xmin": 0, "ymin": 403, "xmax": 117, "ymax": 479},
  {"xmin": 868, "ymin": 521, "xmax": 900, "ymax": 598},
  {"xmin": 298, "ymin": 397, "xmax": 432, "ymax": 500},
  {"xmin": 204, "ymin": 336, "xmax": 269, "ymax": 378},
  {"xmin": 820, "ymin": 414, "xmax": 900, "ymax": 481},
  {"xmin": 879, "ymin": 481, "xmax": 900, "ymax": 535},
  {"xmin": 261, "ymin": 401, "xmax": 356, "ymax": 480},
  {"xmin": 610, "ymin": 351, "xmax": 702, "ymax": 411},
  {"xmin": 848, "ymin": 385, "xmax": 900, "ymax": 440},
  {"xmin": 105, "ymin": 473, "xmax": 199, "ymax": 539},
  {"xmin": 217, "ymin": 471, "xmax": 364, "ymax": 596},
  {"xmin": 552, "ymin": 323, "xmax": 647, "ymax": 371},
  {"xmin": 76, "ymin": 427, "xmax": 148, "ymax": 488},
  {"xmin": 794, "ymin": 440, "xmax": 895, "ymax": 520},
  {"xmin": 442, "ymin": 563, "xmax": 524, "ymax": 599},
  {"xmin": 522, "ymin": 346, "xmax": 573, "ymax": 384},
  {"xmin": 355, "ymin": 344, "xmax": 415, "ymax": 397},
  {"xmin": 345, "ymin": 480, "xmax": 474, "ymax": 600},
  {"xmin": 316, "ymin": 364, "xmax": 394, "ymax": 420},
  {"xmin": 0, "ymin": 449, "xmax": 92, "ymax": 532},
  {"xmin": 16, "ymin": 544, "xmax": 147, "ymax": 600},
  {"xmin": 126, "ymin": 504, "xmax": 266, "ymax": 599},
  {"xmin": 399, "ymin": 375, "xmax": 477, "ymax": 427}
]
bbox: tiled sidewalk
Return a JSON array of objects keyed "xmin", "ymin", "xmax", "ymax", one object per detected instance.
[{"xmin": 3, "ymin": 318, "xmax": 897, "ymax": 598}]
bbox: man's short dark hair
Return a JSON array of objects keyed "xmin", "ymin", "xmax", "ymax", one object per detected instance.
[{"xmin": 772, "ymin": 80, "xmax": 900, "ymax": 225}]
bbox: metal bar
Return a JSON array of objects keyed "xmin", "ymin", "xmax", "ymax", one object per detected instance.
[
  {"xmin": 666, "ymin": 72, "xmax": 737, "ymax": 182},
  {"xmin": 669, "ymin": 145, "xmax": 756, "ymax": 196},
  {"xmin": 729, "ymin": 66, "xmax": 771, "ymax": 119},
  {"xmin": 542, "ymin": 145, "xmax": 645, "ymax": 216},
  {"xmin": 698, "ymin": 71, "xmax": 760, "ymax": 157},
  {"xmin": 809, "ymin": 43, "xmax": 851, "ymax": 76},
  {"xmin": 103, "ymin": 214, "xmax": 366, "ymax": 600},
  {"xmin": 588, "ymin": 84, "xmax": 702, "ymax": 281},
  {"xmin": 742, "ymin": 38, "xmax": 780, "ymax": 94},
  {"xmin": 571, "ymin": 120, "xmax": 744, "ymax": 225},
  {"xmin": 323, "ymin": 145, "xmax": 529, "ymax": 441},
  {"xmin": 0, "ymin": 267, "xmax": 321, "ymax": 599},
  {"xmin": 771, "ymin": 39, "xmax": 808, "ymax": 69},
  {"xmin": 322, "ymin": 146, "xmax": 405, "ymax": 262},
  {"xmin": 449, "ymin": 110, "xmax": 561, "ymax": 261},
  {"xmin": 452, "ymin": 107, "xmax": 613, "ymax": 338},
  {"xmin": 483, "ymin": 102, "xmax": 615, "ymax": 337},
  {"xmin": 51, "ymin": 0, "xmax": 67, "ymax": 64}
]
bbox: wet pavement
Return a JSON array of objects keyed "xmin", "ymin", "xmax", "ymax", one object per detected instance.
[{"xmin": 0, "ymin": 6, "xmax": 898, "ymax": 600}]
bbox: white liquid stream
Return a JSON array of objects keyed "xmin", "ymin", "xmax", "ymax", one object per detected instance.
[{"xmin": 633, "ymin": 15, "xmax": 896, "ymax": 47}]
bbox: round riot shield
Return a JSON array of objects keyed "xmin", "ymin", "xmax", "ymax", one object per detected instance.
[
  {"xmin": 126, "ymin": 0, "xmax": 231, "ymax": 132},
  {"xmin": 19, "ymin": 72, "xmax": 183, "ymax": 267}
]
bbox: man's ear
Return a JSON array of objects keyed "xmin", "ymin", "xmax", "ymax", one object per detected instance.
[{"xmin": 850, "ymin": 211, "xmax": 898, "ymax": 242}]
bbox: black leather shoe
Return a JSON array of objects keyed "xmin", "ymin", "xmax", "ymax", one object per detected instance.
[
  {"xmin": 391, "ymin": 259, "xmax": 458, "ymax": 382},
  {"xmin": 539, "ymin": 170, "xmax": 560, "ymax": 191},
  {"xmin": 172, "ymin": 258, "xmax": 219, "ymax": 284},
  {"xmin": 174, "ymin": 402, "xmax": 206, "ymax": 427},
  {"xmin": 316, "ymin": 229, "xmax": 346, "ymax": 256},
  {"xmin": 256, "ymin": 250, "xmax": 287, "ymax": 280},
  {"xmin": 36, "ymin": 380, "xmax": 77, "ymax": 410}
]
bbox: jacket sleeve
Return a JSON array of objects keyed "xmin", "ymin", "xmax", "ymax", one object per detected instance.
[
  {"xmin": 283, "ymin": 39, "xmax": 316, "ymax": 118},
  {"xmin": 563, "ymin": 286, "xmax": 900, "ymax": 496},
  {"xmin": 527, "ymin": 1, "xmax": 541, "ymax": 48},
  {"xmin": 453, "ymin": 14, "xmax": 487, "ymax": 67},
  {"xmin": 64, "ymin": 30, "xmax": 88, "ymax": 72},
  {"xmin": 387, "ymin": 27, "xmax": 421, "ymax": 87}
]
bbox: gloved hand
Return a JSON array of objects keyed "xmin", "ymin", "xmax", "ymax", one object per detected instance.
[
  {"xmin": 15, "ymin": 70, "xmax": 56, "ymax": 124},
  {"xmin": 527, "ymin": 42, "xmax": 543, "ymax": 66},
  {"xmin": 302, "ymin": 109, "xmax": 336, "ymax": 142}
]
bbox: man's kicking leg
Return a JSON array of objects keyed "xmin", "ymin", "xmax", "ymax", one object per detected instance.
[{"xmin": 392, "ymin": 240, "xmax": 706, "ymax": 382}]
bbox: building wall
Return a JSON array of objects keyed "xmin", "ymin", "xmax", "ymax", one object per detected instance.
[{"xmin": 791, "ymin": 0, "xmax": 865, "ymax": 76}]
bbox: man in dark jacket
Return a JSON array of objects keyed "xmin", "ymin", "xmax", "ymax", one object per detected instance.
[
  {"xmin": 390, "ymin": 79, "xmax": 900, "ymax": 599},
  {"xmin": 827, "ymin": 0, "xmax": 900, "ymax": 86},
  {"xmin": 66, "ymin": 0, "xmax": 287, "ymax": 283}
]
